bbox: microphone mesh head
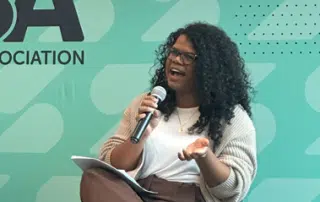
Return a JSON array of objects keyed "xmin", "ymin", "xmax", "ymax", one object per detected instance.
[{"xmin": 151, "ymin": 86, "xmax": 167, "ymax": 101}]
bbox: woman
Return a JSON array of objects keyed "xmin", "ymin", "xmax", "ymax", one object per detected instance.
[{"xmin": 80, "ymin": 22, "xmax": 257, "ymax": 202}]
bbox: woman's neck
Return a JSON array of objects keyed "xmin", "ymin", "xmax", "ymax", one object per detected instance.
[{"xmin": 175, "ymin": 91, "xmax": 198, "ymax": 108}]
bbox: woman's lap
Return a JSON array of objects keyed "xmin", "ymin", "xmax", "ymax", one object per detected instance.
[
  {"xmin": 80, "ymin": 168, "xmax": 143, "ymax": 202},
  {"xmin": 80, "ymin": 168, "xmax": 205, "ymax": 202}
]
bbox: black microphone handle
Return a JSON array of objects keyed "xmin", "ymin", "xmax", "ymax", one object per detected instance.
[{"xmin": 130, "ymin": 111, "xmax": 154, "ymax": 144}]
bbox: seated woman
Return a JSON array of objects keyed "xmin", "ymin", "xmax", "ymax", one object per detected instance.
[{"xmin": 80, "ymin": 22, "xmax": 257, "ymax": 202}]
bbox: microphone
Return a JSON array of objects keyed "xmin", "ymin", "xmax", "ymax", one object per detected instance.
[{"xmin": 130, "ymin": 86, "xmax": 167, "ymax": 144}]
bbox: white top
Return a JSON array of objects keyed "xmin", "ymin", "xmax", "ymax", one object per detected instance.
[
  {"xmin": 139, "ymin": 107, "xmax": 205, "ymax": 184},
  {"xmin": 99, "ymin": 93, "xmax": 257, "ymax": 202}
]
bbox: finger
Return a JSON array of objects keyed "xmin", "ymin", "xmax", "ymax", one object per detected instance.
[
  {"xmin": 190, "ymin": 153, "xmax": 200, "ymax": 159},
  {"xmin": 145, "ymin": 95, "xmax": 159, "ymax": 103},
  {"xmin": 138, "ymin": 106, "xmax": 156, "ymax": 114},
  {"xmin": 141, "ymin": 99, "xmax": 158, "ymax": 109},
  {"xmin": 200, "ymin": 138, "xmax": 210, "ymax": 147},
  {"xmin": 142, "ymin": 95, "xmax": 158, "ymax": 103},
  {"xmin": 194, "ymin": 148, "xmax": 208, "ymax": 158},
  {"xmin": 153, "ymin": 110, "xmax": 161, "ymax": 118},
  {"xmin": 150, "ymin": 117, "xmax": 160, "ymax": 128},
  {"xmin": 182, "ymin": 149, "xmax": 193, "ymax": 161},
  {"xmin": 135, "ymin": 113, "xmax": 146, "ymax": 121},
  {"xmin": 178, "ymin": 152, "xmax": 185, "ymax": 161},
  {"xmin": 144, "ymin": 125, "xmax": 153, "ymax": 137}
]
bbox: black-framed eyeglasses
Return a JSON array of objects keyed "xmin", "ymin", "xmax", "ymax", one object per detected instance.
[{"xmin": 167, "ymin": 47, "xmax": 197, "ymax": 65}]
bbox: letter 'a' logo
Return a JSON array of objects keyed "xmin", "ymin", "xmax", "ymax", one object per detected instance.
[{"xmin": 0, "ymin": 0, "xmax": 84, "ymax": 42}]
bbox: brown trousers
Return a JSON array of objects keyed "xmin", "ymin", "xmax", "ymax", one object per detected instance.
[{"xmin": 80, "ymin": 168, "xmax": 205, "ymax": 202}]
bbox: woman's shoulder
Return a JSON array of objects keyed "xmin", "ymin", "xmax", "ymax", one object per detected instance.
[
  {"xmin": 231, "ymin": 104, "xmax": 255, "ymax": 132},
  {"xmin": 218, "ymin": 105, "xmax": 255, "ymax": 143},
  {"xmin": 213, "ymin": 104, "xmax": 256, "ymax": 154}
]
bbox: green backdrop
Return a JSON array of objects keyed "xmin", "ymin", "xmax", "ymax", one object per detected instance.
[{"xmin": 0, "ymin": 0, "xmax": 319, "ymax": 201}]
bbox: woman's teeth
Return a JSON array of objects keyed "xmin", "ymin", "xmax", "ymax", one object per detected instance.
[{"xmin": 170, "ymin": 69, "xmax": 185, "ymax": 76}]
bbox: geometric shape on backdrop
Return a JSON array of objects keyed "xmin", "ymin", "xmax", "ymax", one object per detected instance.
[
  {"xmin": 251, "ymin": 103, "xmax": 277, "ymax": 153},
  {"xmin": 90, "ymin": 122, "xmax": 120, "ymax": 155},
  {"xmin": 38, "ymin": 27, "xmax": 63, "ymax": 42},
  {"xmin": 247, "ymin": 178, "xmax": 320, "ymax": 202},
  {"xmin": 246, "ymin": 63, "xmax": 276, "ymax": 87},
  {"xmin": 248, "ymin": 0, "xmax": 320, "ymax": 40},
  {"xmin": 141, "ymin": 0, "xmax": 220, "ymax": 41},
  {"xmin": 0, "ymin": 65, "xmax": 64, "ymax": 114},
  {"xmin": 305, "ymin": 137, "xmax": 320, "ymax": 155},
  {"xmin": 90, "ymin": 64, "xmax": 153, "ymax": 115},
  {"xmin": 156, "ymin": 0, "xmax": 172, "ymax": 2},
  {"xmin": 39, "ymin": 0, "xmax": 115, "ymax": 42},
  {"xmin": 305, "ymin": 66, "xmax": 320, "ymax": 112},
  {"xmin": 36, "ymin": 176, "xmax": 81, "ymax": 202},
  {"xmin": 34, "ymin": 0, "xmax": 54, "ymax": 9},
  {"xmin": 0, "ymin": 103, "xmax": 64, "ymax": 153},
  {"xmin": 0, "ymin": 175, "xmax": 10, "ymax": 189}
]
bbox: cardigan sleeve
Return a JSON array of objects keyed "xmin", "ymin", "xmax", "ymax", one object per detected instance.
[
  {"xmin": 98, "ymin": 94, "xmax": 146, "ymax": 179},
  {"xmin": 207, "ymin": 131, "xmax": 257, "ymax": 201},
  {"xmin": 206, "ymin": 106, "xmax": 257, "ymax": 201}
]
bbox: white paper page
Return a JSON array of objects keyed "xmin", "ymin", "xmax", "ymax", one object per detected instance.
[{"xmin": 71, "ymin": 155, "xmax": 157, "ymax": 195}]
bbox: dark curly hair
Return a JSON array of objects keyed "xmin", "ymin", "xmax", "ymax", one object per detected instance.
[{"xmin": 149, "ymin": 22, "xmax": 254, "ymax": 150}]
